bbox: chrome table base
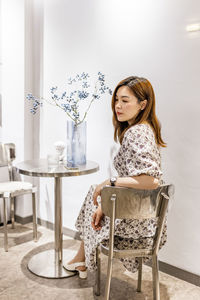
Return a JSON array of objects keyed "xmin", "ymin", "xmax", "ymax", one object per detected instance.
[
  {"xmin": 28, "ymin": 249, "xmax": 77, "ymax": 278},
  {"xmin": 15, "ymin": 160, "xmax": 99, "ymax": 279}
]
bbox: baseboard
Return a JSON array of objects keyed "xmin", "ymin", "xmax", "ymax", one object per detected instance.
[
  {"xmin": 37, "ymin": 218, "xmax": 81, "ymax": 241},
  {"xmin": 15, "ymin": 215, "xmax": 33, "ymax": 225},
  {"xmin": 7, "ymin": 216, "xmax": 200, "ymax": 287},
  {"xmin": 158, "ymin": 261, "xmax": 200, "ymax": 287},
  {"xmin": 0, "ymin": 215, "xmax": 33, "ymax": 226},
  {"xmin": 0, "ymin": 220, "xmax": 11, "ymax": 226}
]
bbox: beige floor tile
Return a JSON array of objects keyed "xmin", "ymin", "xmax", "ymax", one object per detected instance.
[{"xmin": 0, "ymin": 223, "xmax": 200, "ymax": 300}]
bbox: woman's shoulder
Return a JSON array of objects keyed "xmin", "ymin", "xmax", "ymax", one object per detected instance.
[{"xmin": 125, "ymin": 123, "xmax": 154, "ymax": 138}]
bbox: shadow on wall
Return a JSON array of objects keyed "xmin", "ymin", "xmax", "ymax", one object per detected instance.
[{"xmin": 107, "ymin": 145, "xmax": 119, "ymax": 177}]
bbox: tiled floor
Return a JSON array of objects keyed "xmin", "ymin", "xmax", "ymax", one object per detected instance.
[{"xmin": 0, "ymin": 223, "xmax": 200, "ymax": 300}]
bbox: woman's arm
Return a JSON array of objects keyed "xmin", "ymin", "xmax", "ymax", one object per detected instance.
[
  {"xmin": 114, "ymin": 175, "xmax": 159, "ymax": 189},
  {"xmin": 93, "ymin": 175, "xmax": 159, "ymax": 205}
]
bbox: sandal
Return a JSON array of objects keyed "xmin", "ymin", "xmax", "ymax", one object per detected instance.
[{"xmin": 63, "ymin": 261, "xmax": 87, "ymax": 279}]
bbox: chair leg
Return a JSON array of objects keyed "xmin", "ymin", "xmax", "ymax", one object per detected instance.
[
  {"xmin": 152, "ymin": 255, "xmax": 160, "ymax": 300},
  {"xmin": 32, "ymin": 192, "xmax": 37, "ymax": 242},
  {"xmin": 137, "ymin": 257, "xmax": 143, "ymax": 292},
  {"xmin": 3, "ymin": 197, "xmax": 8, "ymax": 252},
  {"xmin": 105, "ymin": 254, "xmax": 113, "ymax": 300},
  {"xmin": 95, "ymin": 247, "xmax": 101, "ymax": 296},
  {"xmin": 10, "ymin": 197, "xmax": 15, "ymax": 229}
]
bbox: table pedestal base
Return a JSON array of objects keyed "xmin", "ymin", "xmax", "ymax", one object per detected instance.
[{"xmin": 28, "ymin": 249, "xmax": 77, "ymax": 278}]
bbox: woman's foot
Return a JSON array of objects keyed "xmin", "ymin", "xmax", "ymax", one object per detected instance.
[
  {"xmin": 63, "ymin": 258, "xmax": 87, "ymax": 279},
  {"xmin": 63, "ymin": 241, "xmax": 87, "ymax": 278},
  {"xmin": 67, "ymin": 257, "xmax": 87, "ymax": 272}
]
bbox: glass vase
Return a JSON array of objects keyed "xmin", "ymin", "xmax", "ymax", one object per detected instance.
[{"xmin": 66, "ymin": 120, "xmax": 87, "ymax": 167}]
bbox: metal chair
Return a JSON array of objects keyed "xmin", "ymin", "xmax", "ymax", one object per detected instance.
[
  {"xmin": 95, "ymin": 184, "xmax": 174, "ymax": 300},
  {"xmin": 0, "ymin": 143, "xmax": 37, "ymax": 251}
]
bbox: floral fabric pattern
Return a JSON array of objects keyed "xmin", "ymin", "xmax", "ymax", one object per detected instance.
[
  {"xmin": 113, "ymin": 124, "xmax": 162, "ymax": 179},
  {"xmin": 75, "ymin": 124, "xmax": 166, "ymax": 272}
]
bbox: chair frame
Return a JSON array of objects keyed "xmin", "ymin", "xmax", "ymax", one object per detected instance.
[
  {"xmin": 95, "ymin": 184, "xmax": 174, "ymax": 300},
  {"xmin": 0, "ymin": 143, "xmax": 37, "ymax": 251}
]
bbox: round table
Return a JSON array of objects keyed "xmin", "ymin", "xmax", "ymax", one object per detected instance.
[{"xmin": 15, "ymin": 159, "xmax": 99, "ymax": 278}]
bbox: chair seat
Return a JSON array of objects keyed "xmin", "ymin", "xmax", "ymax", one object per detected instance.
[
  {"xmin": 0, "ymin": 181, "xmax": 33, "ymax": 193},
  {"xmin": 100, "ymin": 243, "xmax": 153, "ymax": 258}
]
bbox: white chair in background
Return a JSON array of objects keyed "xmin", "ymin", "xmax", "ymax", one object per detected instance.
[{"xmin": 0, "ymin": 143, "xmax": 37, "ymax": 251}]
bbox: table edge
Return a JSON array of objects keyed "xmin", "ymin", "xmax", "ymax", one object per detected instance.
[{"xmin": 15, "ymin": 160, "xmax": 99, "ymax": 177}]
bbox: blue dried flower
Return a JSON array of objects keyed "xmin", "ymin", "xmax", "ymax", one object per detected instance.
[
  {"xmin": 82, "ymin": 81, "xmax": 90, "ymax": 89},
  {"xmin": 27, "ymin": 72, "xmax": 112, "ymax": 125},
  {"xmin": 78, "ymin": 91, "xmax": 89, "ymax": 99},
  {"xmin": 93, "ymin": 94, "xmax": 100, "ymax": 100},
  {"xmin": 27, "ymin": 93, "xmax": 34, "ymax": 100},
  {"xmin": 62, "ymin": 103, "xmax": 71, "ymax": 112},
  {"xmin": 50, "ymin": 87, "xmax": 58, "ymax": 94},
  {"xmin": 61, "ymin": 92, "xmax": 66, "ymax": 99}
]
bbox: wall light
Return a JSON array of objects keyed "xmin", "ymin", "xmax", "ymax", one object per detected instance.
[{"xmin": 186, "ymin": 23, "xmax": 200, "ymax": 32}]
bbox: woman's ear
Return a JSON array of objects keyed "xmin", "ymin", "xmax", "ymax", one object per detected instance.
[{"xmin": 141, "ymin": 99, "xmax": 147, "ymax": 110}]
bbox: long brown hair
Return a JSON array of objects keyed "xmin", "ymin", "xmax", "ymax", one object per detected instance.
[{"xmin": 112, "ymin": 76, "xmax": 166, "ymax": 147}]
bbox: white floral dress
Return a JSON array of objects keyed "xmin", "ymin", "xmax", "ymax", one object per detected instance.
[{"xmin": 75, "ymin": 124, "xmax": 166, "ymax": 272}]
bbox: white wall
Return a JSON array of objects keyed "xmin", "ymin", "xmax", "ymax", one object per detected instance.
[
  {"xmin": 154, "ymin": 1, "xmax": 200, "ymax": 275},
  {"xmin": 1, "ymin": 0, "xmax": 36, "ymax": 218},
  {"xmin": 40, "ymin": 0, "xmax": 200, "ymax": 276},
  {"xmin": 0, "ymin": 0, "xmax": 2, "ymax": 139},
  {"xmin": 2, "ymin": 0, "xmax": 200, "ymax": 276},
  {"xmin": 1, "ymin": 0, "xmax": 30, "ymax": 218},
  {"xmin": 1, "ymin": 0, "xmax": 25, "ymax": 154},
  {"xmin": 39, "ymin": 0, "xmax": 117, "ymax": 230}
]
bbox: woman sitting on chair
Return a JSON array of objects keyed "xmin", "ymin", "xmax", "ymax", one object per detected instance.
[{"xmin": 63, "ymin": 76, "xmax": 166, "ymax": 279}]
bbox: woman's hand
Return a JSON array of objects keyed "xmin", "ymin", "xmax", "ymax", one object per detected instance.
[
  {"xmin": 91, "ymin": 205, "xmax": 104, "ymax": 231},
  {"xmin": 93, "ymin": 179, "xmax": 110, "ymax": 205}
]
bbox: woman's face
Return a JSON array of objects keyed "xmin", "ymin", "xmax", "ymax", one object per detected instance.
[{"xmin": 115, "ymin": 86, "xmax": 143, "ymax": 124}]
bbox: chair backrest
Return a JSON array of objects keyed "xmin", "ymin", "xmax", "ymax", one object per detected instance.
[
  {"xmin": 0, "ymin": 143, "xmax": 16, "ymax": 181},
  {"xmin": 101, "ymin": 184, "xmax": 174, "ymax": 255},
  {"xmin": 5, "ymin": 143, "xmax": 16, "ymax": 162},
  {"xmin": 0, "ymin": 143, "xmax": 15, "ymax": 165},
  {"xmin": 101, "ymin": 185, "xmax": 174, "ymax": 220},
  {"xmin": 0, "ymin": 143, "xmax": 9, "ymax": 167}
]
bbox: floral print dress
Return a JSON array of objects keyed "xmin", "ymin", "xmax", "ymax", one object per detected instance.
[{"xmin": 75, "ymin": 124, "xmax": 166, "ymax": 272}]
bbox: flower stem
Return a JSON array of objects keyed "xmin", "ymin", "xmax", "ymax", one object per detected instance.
[
  {"xmin": 79, "ymin": 83, "xmax": 98, "ymax": 125},
  {"xmin": 41, "ymin": 97, "xmax": 76, "ymax": 123}
]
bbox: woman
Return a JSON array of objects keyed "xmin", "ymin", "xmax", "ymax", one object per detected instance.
[{"xmin": 63, "ymin": 76, "xmax": 166, "ymax": 279}]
